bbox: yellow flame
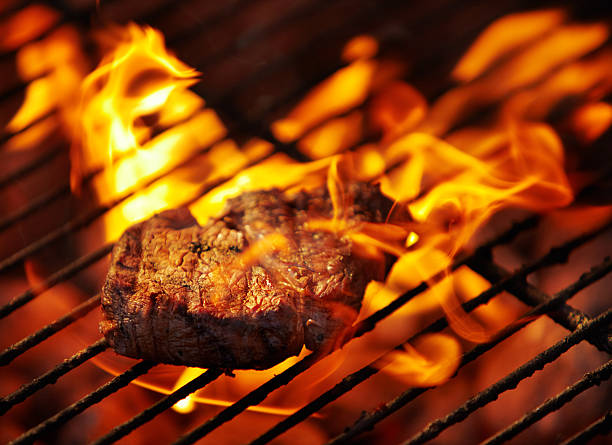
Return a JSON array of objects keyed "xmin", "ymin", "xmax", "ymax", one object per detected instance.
[
  {"xmin": 383, "ymin": 333, "xmax": 462, "ymax": 387},
  {"xmin": 74, "ymin": 23, "xmax": 202, "ymax": 185},
  {"xmin": 452, "ymin": 9, "xmax": 566, "ymax": 82},
  {"xmin": 6, "ymin": 25, "xmax": 88, "ymax": 143},
  {"xmin": 65, "ymin": 10, "xmax": 611, "ymax": 406},
  {"xmin": 271, "ymin": 59, "xmax": 376, "ymax": 142}
]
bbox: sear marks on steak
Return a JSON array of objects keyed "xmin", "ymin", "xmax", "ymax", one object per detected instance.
[{"xmin": 100, "ymin": 184, "xmax": 389, "ymax": 370}]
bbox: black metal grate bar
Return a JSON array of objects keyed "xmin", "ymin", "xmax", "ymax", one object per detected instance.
[
  {"xmin": 467, "ymin": 255, "xmax": 612, "ymax": 353},
  {"xmin": 173, "ymin": 221, "xmax": 612, "ymax": 445},
  {"xmin": 0, "ymin": 142, "xmax": 62, "ymax": 189},
  {"xmin": 0, "ymin": 294, "xmax": 101, "ymax": 366},
  {"xmin": 9, "ymin": 360, "xmax": 156, "ymax": 445},
  {"xmin": 199, "ymin": 0, "xmax": 462, "ymax": 106},
  {"xmin": 0, "ymin": 0, "xmax": 32, "ymax": 22},
  {"xmin": 0, "ymin": 243, "xmax": 112, "ymax": 319},
  {"xmin": 168, "ymin": 0, "xmax": 335, "ymax": 69},
  {"xmin": 1, "ymin": 2, "xmax": 610, "ymax": 444},
  {"xmin": 559, "ymin": 409, "xmax": 612, "ymax": 445},
  {"xmin": 0, "ymin": 145, "xmax": 275, "ymax": 322},
  {"xmin": 330, "ymin": 308, "xmax": 612, "ymax": 445},
  {"xmin": 0, "ymin": 0, "xmax": 477, "ymax": 230},
  {"xmin": 91, "ymin": 368, "xmax": 225, "ymax": 445},
  {"xmin": 0, "ymin": 106, "xmax": 56, "ymax": 148},
  {"xmin": 481, "ymin": 360, "xmax": 612, "ymax": 445},
  {"xmin": 0, "ymin": 127, "xmax": 227, "ymax": 275},
  {"xmin": 250, "ymin": 254, "xmax": 612, "ymax": 445},
  {"xmin": 172, "ymin": 354, "xmax": 319, "ymax": 445},
  {"xmin": 0, "ymin": 0, "xmax": 550, "ymax": 261},
  {"xmin": 0, "ymin": 179, "xmax": 70, "ymax": 233},
  {"xmin": 0, "ymin": 338, "xmax": 108, "ymax": 416}
]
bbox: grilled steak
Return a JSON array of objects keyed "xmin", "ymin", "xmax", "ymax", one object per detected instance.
[{"xmin": 100, "ymin": 184, "xmax": 389, "ymax": 369}]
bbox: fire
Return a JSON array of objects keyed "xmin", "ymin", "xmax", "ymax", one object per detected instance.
[
  {"xmin": 4, "ymin": 23, "xmax": 88, "ymax": 152},
  {"xmin": 383, "ymin": 333, "xmax": 462, "ymax": 387},
  {"xmin": 0, "ymin": 4, "xmax": 59, "ymax": 51},
  {"xmin": 270, "ymin": 58, "xmax": 377, "ymax": 143},
  {"xmin": 17, "ymin": 6, "xmax": 607, "ymax": 415},
  {"xmin": 570, "ymin": 102, "xmax": 612, "ymax": 144},
  {"xmin": 73, "ymin": 23, "xmax": 204, "ymax": 190}
]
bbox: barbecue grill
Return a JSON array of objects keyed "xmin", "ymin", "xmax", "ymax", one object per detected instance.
[{"xmin": 1, "ymin": 0, "xmax": 611, "ymax": 444}]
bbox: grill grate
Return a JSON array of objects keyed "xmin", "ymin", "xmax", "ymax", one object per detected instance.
[{"xmin": 1, "ymin": 0, "xmax": 611, "ymax": 444}]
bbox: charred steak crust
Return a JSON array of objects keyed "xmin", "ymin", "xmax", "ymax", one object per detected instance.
[{"xmin": 100, "ymin": 184, "xmax": 388, "ymax": 369}]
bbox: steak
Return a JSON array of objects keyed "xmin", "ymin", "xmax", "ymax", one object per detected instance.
[{"xmin": 100, "ymin": 184, "xmax": 389, "ymax": 369}]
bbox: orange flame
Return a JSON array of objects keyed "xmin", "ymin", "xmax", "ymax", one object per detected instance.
[
  {"xmin": 0, "ymin": 4, "xmax": 59, "ymax": 51},
  {"xmin": 570, "ymin": 101, "xmax": 612, "ymax": 144},
  {"xmin": 383, "ymin": 333, "xmax": 462, "ymax": 387},
  {"xmin": 5, "ymin": 23, "xmax": 88, "ymax": 151},
  {"xmin": 270, "ymin": 59, "xmax": 376, "ymax": 142},
  {"xmin": 60, "ymin": 9, "xmax": 612, "ymax": 410},
  {"xmin": 73, "ymin": 23, "xmax": 203, "ymax": 189}
]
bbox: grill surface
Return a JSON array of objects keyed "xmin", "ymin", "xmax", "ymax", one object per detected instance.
[{"xmin": 1, "ymin": 0, "xmax": 611, "ymax": 444}]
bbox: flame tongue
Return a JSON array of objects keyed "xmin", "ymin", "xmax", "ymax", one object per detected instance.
[
  {"xmin": 26, "ymin": 7, "xmax": 607, "ymax": 409},
  {"xmin": 74, "ymin": 23, "xmax": 201, "ymax": 189}
]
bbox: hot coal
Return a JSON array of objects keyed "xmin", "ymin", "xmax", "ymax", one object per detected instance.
[{"xmin": 100, "ymin": 184, "xmax": 389, "ymax": 369}]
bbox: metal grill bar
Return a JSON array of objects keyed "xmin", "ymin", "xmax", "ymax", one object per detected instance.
[
  {"xmin": 142, "ymin": 0, "xmax": 252, "ymax": 39},
  {"xmin": 172, "ymin": 354, "xmax": 318, "ymax": 445},
  {"xmin": 559, "ymin": 410, "xmax": 612, "ymax": 445},
  {"xmin": 467, "ymin": 255, "xmax": 612, "ymax": 353},
  {"xmin": 0, "ymin": 126, "xmax": 227, "ymax": 274},
  {"xmin": 481, "ymin": 359, "xmax": 612, "ymax": 445},
  {"xmin": 329, "ymin": 308, "xmax": 612, "ymax": 445},
  {"xmin": 173, "ymin": 227, "xmax": 612, "ymax": 445},
  {"xmin": 9, "ymin": 360, "xmax": 155, "ymax": 445},
  {"xmin": 0, "ymin": 215, "xmax": 601, "ymax": 440},
  {"xmin": 0, "ymin": 145, "xmax": 274, "ymax": 322},
  {"xmin": 170, "ymin": 0, "xmax": 335, "ymax": 68},
  {"xmin": 0, "ymin": 0, "xmax": 479, "ymax": 229},
  {"xmin": 91, "ymin": 368, "xmax": 225, "ymax": 445},
  {"xmin": 0, "ymin": 103, "xmax": 55, "ymax": 147},
  {"xmin": 250, "ymin": 254, "xmax": 612, "ymax": 445},
  {"xmin": 0, "ymin": 338, "xmax": 108, "ymax": 416},
  {"xmin": 0, "ymin": 294, "xmax": 101, "ymax": 366},
  {"xmin": 401, "ymin": 311, "xmax": 612, "ymax": 445},
  {"xmin": 192, "ymin": 0, "xmax": 457, "ymax": 162},
  {"xmin": 1, "ymin": 2, "xmax": 610, "ymax": 444},
  {"xmin": 0, "ymin": 0, "xmax": 538, "ymax": 254},
  {"xmin": 0, "ymin": 243, "xmax": 112, "ymax": 319},
  {"xmin": 0, "ymin": 143, "xmax": 62, "ymax": 189},
  {"xmin": 0, "ymin": 112, "xmax": 206, "ymax": 234},
  {"xmin": 0, "ymin": 179, "xmax": 70, "ymax": 232}
]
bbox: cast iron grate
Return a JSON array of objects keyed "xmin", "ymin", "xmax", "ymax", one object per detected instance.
[{"xmin": 0, "ymin": 0, "xmax": 610, "ymax": 444}]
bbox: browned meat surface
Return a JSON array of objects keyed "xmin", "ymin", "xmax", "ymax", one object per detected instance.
[{"xmin": 100, "ymin": 184, "xmax": 388, "ymax": 369}]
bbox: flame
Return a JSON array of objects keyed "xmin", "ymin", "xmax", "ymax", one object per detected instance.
[
  {"xmin": 342, "ymin": 34, "xmax": 379, "ymax": 62},
  {"xmin": 0, "ymin": 4, "xmax": 59, "ymax": 51},
  {"xmin": 270, "ymin": 59, "xmax": 376, "ymax": 143},
  {"xmin": 370, "ymin": 81, "xmax": 427, "ymax": 141},
  {"xmin": 570, "ymin": 102, "xmax": 612, "ymax": 144},
  {"xmin": 73, "ymin": 23, "xmax": 203, "ymax": 190},
  {"xmin": 5, "ymin": 24, "xmax": 88, "ymax": 149},
  {"xmin": 383, "ymin": 333, "xmax": 461, "ymax": 387},
  {"xmin": 58, "ymin": 8, "xmax": 612, "ymax": 411},
  {"xmin": 452, "ymin": 9, "xmax": 566, "ymax": 83},
  {"xmin": 423, "ymin": 20, "xmax": 609, "ymax": 136}
]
